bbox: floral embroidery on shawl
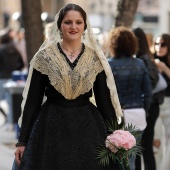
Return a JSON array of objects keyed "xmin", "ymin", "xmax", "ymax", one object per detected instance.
[{"xmin": 31, "ymin": 45, "xmax": 103, "ymax": 99}]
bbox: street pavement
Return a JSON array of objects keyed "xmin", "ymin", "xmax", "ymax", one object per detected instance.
[{"xmin": 0, "ymin": 126, "xmax": 17, "ymax": 170}]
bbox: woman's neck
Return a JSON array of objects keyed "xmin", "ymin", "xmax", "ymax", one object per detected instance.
[
  {"xmin": 61, "ymin": 40, "xmax": 82, "ymax": 51},
  {"xmin": 60, "ymin": 40, "xmax": 83, "ymax": 61}
]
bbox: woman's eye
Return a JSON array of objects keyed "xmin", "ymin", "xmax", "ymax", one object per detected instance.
[
  {"xmin": 64, "ymin": 21, "xmax": 71, "ymax": 24},
  {"xmin": 64, "ymin": 21, "xmax": 83, "ymax": 25}
]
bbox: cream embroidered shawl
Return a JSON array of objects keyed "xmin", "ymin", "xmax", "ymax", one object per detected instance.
[
  {"xmin": 32, "ymin": 45, "xmax": 103, "ymax": 99},
  {"xmin": 18, "ymin": 44, "xmax": 123, "ymax": 126}
]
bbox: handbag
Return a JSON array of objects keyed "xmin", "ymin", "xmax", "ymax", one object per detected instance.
[{"xmin": 152, "ymin": 73, "xmax": 167, "ymax": 94}]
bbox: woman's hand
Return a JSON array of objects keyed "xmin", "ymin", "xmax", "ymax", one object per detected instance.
[
  {"xmin": 155, "ymin": 59, "xmax": 170, "ymax": 78},
  {"xmin": 156, "ymin": 61, "xmax": 167, "ymax": 72},
  {"xmin": 14, "ymin": 146, "xmax": 25, "ymax": 166}
]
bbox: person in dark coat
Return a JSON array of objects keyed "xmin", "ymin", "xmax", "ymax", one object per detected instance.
[{"xmin": 133, "ymin": 27, "xmax": 162, "ymax": 170}]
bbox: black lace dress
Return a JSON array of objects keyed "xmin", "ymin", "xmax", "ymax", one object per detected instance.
[{"xmin": 16, "ymin": 46, "xmax": 119, "ymax": 170}]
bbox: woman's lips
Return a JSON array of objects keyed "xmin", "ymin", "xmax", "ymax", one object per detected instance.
[{"xmin": 69, "ymin": 31, "xmax": 77, "ymax": 34}]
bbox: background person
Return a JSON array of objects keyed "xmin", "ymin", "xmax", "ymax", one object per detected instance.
[
  {"xmin": 153, "ymin": 33, "xmax": 170, "ymax": 170},
  {"xmin": 0, "ymin": 33, "xmax": 24, "ymax": 129},
  {"xmin": 133, "ymin": 27, "xmax": 161, "ymax": 170},
  {"xmin": 108, "ymin": 26, "xmax": 152, "ymax": 170}
]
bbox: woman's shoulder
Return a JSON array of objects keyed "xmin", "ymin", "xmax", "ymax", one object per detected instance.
[
  {"xmin": 134, "ymin": 57, "xmax": 145, "ymax": 66},
  {"xmin": 84, "ymin": 45, "xmax": 95, "ymax": 54},
  {"xmin": 84, "ymin": 45, "xmax": 100, "ymax": 59}
]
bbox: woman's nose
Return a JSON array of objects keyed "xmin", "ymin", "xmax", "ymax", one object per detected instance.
[{"xmin": 71, "ymin": 23, "xmax": 76, "ymax": 29}]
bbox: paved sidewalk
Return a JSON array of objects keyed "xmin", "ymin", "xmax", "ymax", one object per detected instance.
[{"xmin": 0, "ymin": 128, "xmax": 17, "ymax": 170}]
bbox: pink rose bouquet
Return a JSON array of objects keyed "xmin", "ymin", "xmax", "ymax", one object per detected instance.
[
  {"xmin": 106, "ymin": 130, "xmax": 136, "ymax": 152},
  {"xmin": 97, "ymin": 122, "xmax": 142, "ymax": 170}
]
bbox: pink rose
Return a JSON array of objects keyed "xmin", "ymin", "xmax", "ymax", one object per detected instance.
[{"xmin": 105, "ymin": 130, "xmax": 136, "ymax": 152}]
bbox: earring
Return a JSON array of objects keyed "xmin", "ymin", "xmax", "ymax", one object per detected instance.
[
  {"xmin": 83, "ymin": 32, "xmax": 85, "ymax": 39},
  {"xmin": 60, "ymin": 31, "xmax": 63, "ymax": 39}
]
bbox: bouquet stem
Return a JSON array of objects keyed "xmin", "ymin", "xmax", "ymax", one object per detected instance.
[
  {"xmin": 117, "ymin": 162, "xmax": 130, "ymax": 170},
  {"xmin": 116, "ymin": 157, "xmax": 130, "ymax": 170}
]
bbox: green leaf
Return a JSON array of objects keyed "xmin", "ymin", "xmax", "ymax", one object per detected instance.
[
  {"xmin": 105, "ymin": 119, "xmax": 123, "ymax": 133},
  {"xmin": 96, "ymin": 145, "xmax": 114, "ymax": 166}
]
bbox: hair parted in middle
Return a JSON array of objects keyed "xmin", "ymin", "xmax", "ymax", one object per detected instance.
[
  {"xmin": 108, "ymin": 26, "xmax": 138, "ymax": 57},
  {"xmin": 57, "ymin": 3, "xmax": 87, "ymax": 31}
]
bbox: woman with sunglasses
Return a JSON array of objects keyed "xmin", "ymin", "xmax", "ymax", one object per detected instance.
[{"xmin": 154, "ymin": 33, "xmax": 170, "ymax": 170}]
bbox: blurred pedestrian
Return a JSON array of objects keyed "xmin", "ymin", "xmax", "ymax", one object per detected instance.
[
  {"xmin": 14, "ymin": 29, "xmax": 28, "ymax": 69},
  {"xmin": 133, "ymin": 27, "xmax": 161, "ymax": 170},
  {"xmin": 3, "ymin": 11, "xmax": 10, "ymax": 28},
  {"xmin": 0, "ymin": 33, "xmax": 24, "ymax": 99},
  {"xmin": 154, "ymin": 33, "xmax": 170, "ymax": 170},
  {"xmin": 108, "ymin": 26, "xmax": 152, "ymax": 170},
  {"xmin": 0, "ymin": 33, "xmax": 24, "ymax": 126}
]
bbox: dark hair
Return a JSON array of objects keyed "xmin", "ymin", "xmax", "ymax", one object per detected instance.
[
  {"xmin": 0, "ymin": 33, "xmax": 13, "ymax": 44},
  {"xmin": 108, "ymin": 26, "xmax": 138, "ymax": 57},
  {"xmin": 57, "ymin": 3, "xmax": 87, "ymax": 30},
  {"xmin": 133, "ymin": 27, "xmax": 154, "ymax": 60},
  {"xmin": 155, "ymin": 34, "xmax": 170, "ymax": 56},
  {"xmin": 154, "ymin": 34, "xmax": 170, "ymax": 66}
]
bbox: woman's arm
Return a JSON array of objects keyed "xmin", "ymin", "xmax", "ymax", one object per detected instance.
[
  {"xmin": 93, "ymin": 71, "xmax": 117, "ymax": 124},
  {"xmin": 15, "ymin": 68, "xmax": 48, "ymax": 165},
  {"xmin": 16, "ymin": 68, "xmax": 48, "ymax": 146}
]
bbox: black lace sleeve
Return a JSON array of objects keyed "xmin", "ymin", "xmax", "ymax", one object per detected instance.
[
  {"xmin": 93, "ymin": 71, "xmax": 117, "ymax": 124},
  {"xmin": 16, "ymin": 68, "xmax": 48, "ymax": 147}
]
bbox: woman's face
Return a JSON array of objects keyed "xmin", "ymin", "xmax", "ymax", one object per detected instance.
[
  {"xmin": 60, "ymin": 10, "xmax": 85, "ymax": 42},
  {"xmin": 155, "ymin": 37, "xmax": 168, "ymax": 57}
]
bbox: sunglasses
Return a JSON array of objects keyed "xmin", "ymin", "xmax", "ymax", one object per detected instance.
[{"xmin": 155, "ymin": 42, "xmax": 167, "ymax": 47}]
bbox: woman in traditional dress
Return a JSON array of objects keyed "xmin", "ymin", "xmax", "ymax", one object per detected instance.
[{"xmin": 13, "ymin": 3, "xmax": 123, "ymax": 170}]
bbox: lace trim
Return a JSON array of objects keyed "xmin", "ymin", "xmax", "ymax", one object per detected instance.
[
  {"xmin": 30, "ymin": 45, "xmax": 103, "ymax": 99},
  {"xmin": 57, "ymin": 42, "xmax": 85, "ymax": 70}
]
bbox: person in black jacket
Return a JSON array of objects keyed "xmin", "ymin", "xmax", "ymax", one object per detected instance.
[
  {"xmin": 0, "ymin": 33, "xmax": 24, "ymax": 79},
  {"xmin": 133, "ymin": 27, "xmax": 163, "ymax": 170},
  {"xmin": 0, "ymin": 33, "xmax": 24, "ymax": 122}
]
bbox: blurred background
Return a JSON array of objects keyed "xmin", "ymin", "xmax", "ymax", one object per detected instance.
[
  {"xmin": 0, "ymin": 0, "xmax": 168, "ymax": 61},
  {"xmin": 0, "ymin": 0, "xmax": 167, "ymax": 35}
]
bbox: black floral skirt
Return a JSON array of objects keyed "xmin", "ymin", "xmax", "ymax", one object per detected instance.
[{"xmin": 18, "ymin": 100, "xmax": 119, "ymax": 170}]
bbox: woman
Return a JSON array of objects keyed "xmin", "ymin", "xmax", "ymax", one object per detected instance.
[
  {"xmin": 133, "ymin": 27, "xmax": 160, "ymax": 170},
  {"xmin": 13, "ymin": 3, "xmax": 123, "ymax": 170},
  {"xmin": 0, "ymin": 33, "xmax": 24, "ymax": 98},
  {"xmin": 0, "ymin": 33, "xmax": 24, "ymax": 125},
  {"xmin": 108, "ymin": 26, "xmax": 152, "ymax": 170},
  {"xmin": 154, "ymin": 33, "xmax": 170, "ymax": 170}
]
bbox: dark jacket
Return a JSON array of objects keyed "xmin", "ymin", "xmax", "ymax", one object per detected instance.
[
  {"xmin": 0, "ymin": 43, "xmax": 24, "ymax": 78},
  {"xmin": 139, "ymin": 54, "xmax": 164, "ymax": 104},
  {"xmin": 108, "ymin": 56, "xmax": 152, "ymax": 115},
  {"xmin": 139, "ymin": 54, "xmax": 159, "ymax": 89}
]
